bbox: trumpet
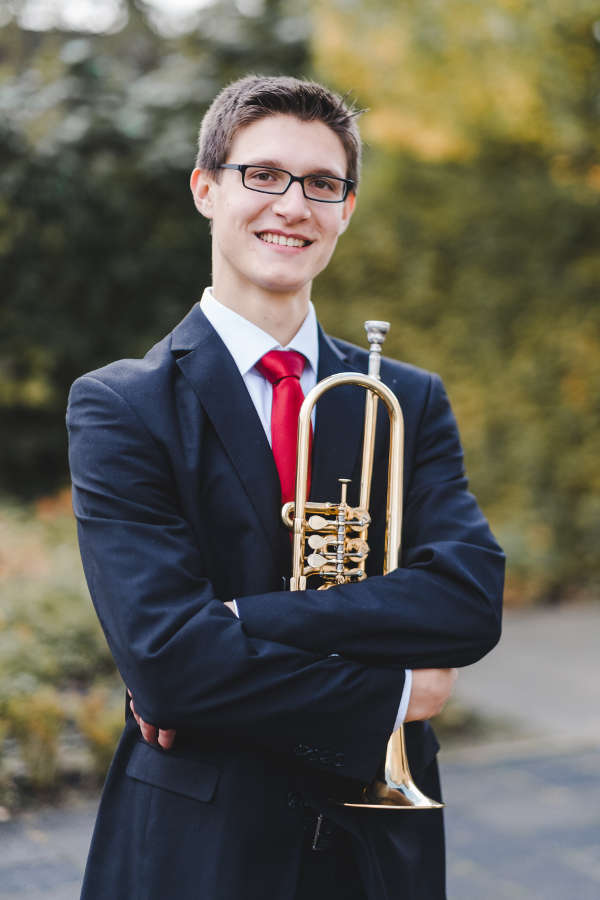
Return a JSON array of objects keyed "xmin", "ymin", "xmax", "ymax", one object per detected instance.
[{"xmin": 282, "ymin": 321, "xmax": 443, "ymax": 810}]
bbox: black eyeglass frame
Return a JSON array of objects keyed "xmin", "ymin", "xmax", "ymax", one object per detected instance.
[{"xmin": 218, "ymin": 163, "xmax": 354, "ymax": 203}]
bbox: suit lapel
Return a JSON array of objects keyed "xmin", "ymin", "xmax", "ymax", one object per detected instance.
[
  {"xmin": 171, "ymin": 305, "xmax": 283, "ymax": 553},
  {"xmin": 170, "ymin": 307, "xmax": 366, "ymax": 550},
  {"xmin": 310, "ymin": 328, "xmax": 366, "ymax": 506}
]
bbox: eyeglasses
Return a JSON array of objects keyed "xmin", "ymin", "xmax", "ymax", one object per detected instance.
[{"xmin": 219, "ymin": 164, "xmax": 354, "ymax": 203}]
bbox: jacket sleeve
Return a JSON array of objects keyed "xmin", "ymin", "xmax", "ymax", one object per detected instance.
[
  {"xmin": 236, "ymin": 373, "xmax": 504, "ymax": 669},
  {"xmin": 67, "ymin": 374, "xmax": 403, "ymax": 782}
]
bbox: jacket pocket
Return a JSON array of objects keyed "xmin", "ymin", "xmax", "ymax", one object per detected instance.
[{"xmin": 126, "ymin": 740, "xmax": 220, "ymax": 803}]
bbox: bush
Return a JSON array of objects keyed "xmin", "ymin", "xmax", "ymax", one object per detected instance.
[
  {"xmin": 0, "ymin": 494, "xmax": 122, "ymax": 806},
  {"xmin": 75, "ymin": 687, "xmax": 124, "ymax": 779},
  {"xmin": 2, "ymin": 689, "xmax": 65, "ymax": 791},
  {"xmin": 0, "ymin": 493, "xmax": 116, "ymax": 689}
]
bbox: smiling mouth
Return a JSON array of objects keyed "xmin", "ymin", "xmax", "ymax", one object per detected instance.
[{"xmin": 256, "ymin": 231, "xmax": 312, "ymax": 248}]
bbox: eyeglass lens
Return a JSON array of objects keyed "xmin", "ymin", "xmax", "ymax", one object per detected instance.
[{"xmin": 243, "ymin": 166, "xmax": 346, "ymax": 201}]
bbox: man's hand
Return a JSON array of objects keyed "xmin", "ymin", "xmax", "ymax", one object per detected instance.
[
  {"xmin": 128, "ymin": 690, "xmax": 176, "ymax": 750},
  {"xmin": 127, "ymin": 601, "xmax": 237, "ymax": 751},
  {"xmin": 405, "ymin": 668, "xmax": 457, "ymax": 722}
]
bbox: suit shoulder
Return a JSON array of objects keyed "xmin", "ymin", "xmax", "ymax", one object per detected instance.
[
  {"xmin": 70, "ymin": 333, "xmax": 174, "ymax": 403},
  {"xmin": 327, "ymin": 334, "xmax": 449, "ymax": 429},
  {"xmin": 329, "ymin": 336, "xmax": 439, "ymax": 393}
]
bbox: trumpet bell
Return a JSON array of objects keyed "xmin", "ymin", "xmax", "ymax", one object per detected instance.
[{"xmin": 341, "ymin": 728, "xmax": 443, "ymax": 809}]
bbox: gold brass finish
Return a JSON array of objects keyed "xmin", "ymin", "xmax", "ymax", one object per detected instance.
[{"xmin": 282, "ymin": 320, "xmax": 443, "ymax": 811}]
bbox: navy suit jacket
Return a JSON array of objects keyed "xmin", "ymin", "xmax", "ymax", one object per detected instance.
[{"xmin": 67, "ymin": 303, "xmax": 504, "ymax": 900}]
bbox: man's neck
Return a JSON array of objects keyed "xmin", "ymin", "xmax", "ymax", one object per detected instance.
[{"xmin": 211, "ymin": 279, "xmax": 311, "ymax": 347}]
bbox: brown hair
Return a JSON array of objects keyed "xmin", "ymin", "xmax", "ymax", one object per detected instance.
[{"xmin": 196, "ymin": 74, "xmax": 363, "ymax": 189}]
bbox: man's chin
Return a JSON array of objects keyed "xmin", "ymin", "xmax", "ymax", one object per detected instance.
[
  {"xmin": 252, "ymin": 275, "xmax": 313, "ymax": 298},
  {"xmin": 252, "ymin": 261, "xmax": 330, "ymax": 298}
]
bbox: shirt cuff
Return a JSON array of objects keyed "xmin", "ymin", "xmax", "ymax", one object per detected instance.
[{"xmin": 393, "ymin": 669, "xmax": 412, "ymax": 731}]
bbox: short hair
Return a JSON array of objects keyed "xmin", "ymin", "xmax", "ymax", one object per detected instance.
[{"xmin": 196, "ymin": 74, "xmax": 363, "ymax": 189}]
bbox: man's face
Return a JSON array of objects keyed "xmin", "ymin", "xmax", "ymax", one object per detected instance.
[{"xmin": 191, "ymin": 114, "xmax": 355, "ymax": 304}]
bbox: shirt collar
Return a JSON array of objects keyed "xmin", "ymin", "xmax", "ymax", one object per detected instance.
[{"xmin": 199, "ymin": 287, "xmax": 318, "ymax": 377}]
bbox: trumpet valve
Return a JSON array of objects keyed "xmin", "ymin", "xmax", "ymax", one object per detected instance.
[
  {"xmin": 306, "ymin": 552, "xmax": 328, "ymax": 569},
  {"xmin": 307, "ymin": 514, "xmax": 337, "ymax": 532}
]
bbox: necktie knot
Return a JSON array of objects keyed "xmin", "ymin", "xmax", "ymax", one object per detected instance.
[{"xmin": 256, "ymin": 350, "xmax": 306, "ymax": 385}]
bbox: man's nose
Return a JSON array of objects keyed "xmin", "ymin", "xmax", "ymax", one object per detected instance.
[{"xmin": 271, "ymin": 181, "xmax": 311, "ymax": 218}]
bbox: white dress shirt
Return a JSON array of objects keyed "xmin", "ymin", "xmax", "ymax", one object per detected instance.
[{"xmin": 199, "ymin": 287, "xmax": 412, "ymax": 730}]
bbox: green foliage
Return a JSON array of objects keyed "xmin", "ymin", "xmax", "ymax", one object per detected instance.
[
  {"xmin": 315, "ymin": 143, "xmax": 600, "ymax": 601},
  {"xmin": 0, "ymin": 1, "xmax": 312, "ymax": 804},
  {"xmin": 315, "ymin": 0, "xmax": 600, "ymax": 160},
  {"xmin": 0, "ymin": 496, "xmax": 123, "ymax": 802},
  {"xmin": 312, "ymin": 2, "xmax": 600, "ymax": 602},
  {"xmin": 1, "ymin": 1, "xmax": 598, "ymax": 614},
  {"xmin": 0, "ymin": 0, "xmax": 311, "ymax": 497},
  {"xmin": 2, "ymin": 689, "xmax": 65, "ymax": 791},
  {"xmin": 0, "ymin": 496, "xmax": 115, "ymax": 690},
  {"xmin": 75, "ymin": 686, "xmax": 125, "ymax": 779}
]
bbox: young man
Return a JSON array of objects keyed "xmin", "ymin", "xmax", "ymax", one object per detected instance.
[{"xmin": 67, "ymin": 76, "xmax": 504, "ymax": 900}]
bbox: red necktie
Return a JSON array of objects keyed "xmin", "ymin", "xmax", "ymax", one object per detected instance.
[{"xmin": 256, "ymin": 350, "xmax": 312, "ymax": 504}]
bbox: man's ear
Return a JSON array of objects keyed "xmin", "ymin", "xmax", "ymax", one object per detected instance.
[
  {"xmin": 190, "ymin": 168, "xmax": 216, "ymax": 220},
  {"xmin": 338, "ymin": 190, "xmax": 356, "ymax": 235}
]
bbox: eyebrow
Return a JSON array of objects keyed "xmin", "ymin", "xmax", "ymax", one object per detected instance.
[{"xmin": 242, "ymin": 159, "xmax": 347, "ymax": 179}]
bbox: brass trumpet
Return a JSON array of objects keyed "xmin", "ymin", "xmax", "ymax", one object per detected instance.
[{"xmin": 282, "ymin": 321, "xmax": 443, "ymax": 810}]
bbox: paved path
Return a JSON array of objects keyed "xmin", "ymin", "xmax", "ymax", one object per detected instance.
[
  {"xmin": 441, "ymin": 600, "xmax": 600, "ymax": 899},
  {"xmin": 442, "ymin": 746, "xmax": 600, "ymax": 899},
  {"xmin": 449, "ymin": 600, "xmax": 600, "ymax": 746},
  {"xmin": 1, "ymin": 602, "xmax": 598, "ymax": 899},
  {"xmin": 0, "ymin": 799, "xmax": 95, "ymax": 900}
]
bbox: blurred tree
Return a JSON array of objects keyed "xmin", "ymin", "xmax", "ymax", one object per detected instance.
[
  {"xmin": 0, "ymin": 0, "xmax": 311, "ymax": 496},
  {"xmin": 313, "ymin": 0, "xmax": 600, "ymax": 164},
  {"xmin": 1, "ymin": 0, "xmax": 599, "ymax": 600},
  {"xmin": 311, "ymin": 0, "xmax": 600, "ymax": 601}
]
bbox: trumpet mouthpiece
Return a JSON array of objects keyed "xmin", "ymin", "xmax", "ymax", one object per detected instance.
[
  {"xmin": 364, "ymin": 321, "xmax": 391, "ymax": 378},
  {"xmin": 364, "ymin": 321, "xmax": 390, "ymax": 347}
]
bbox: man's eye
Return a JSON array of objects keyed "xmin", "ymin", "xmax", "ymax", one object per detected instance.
[
  {"xmin": 311, "ymin": 178, "xmax": 334, "ymax": 190},
  {"xmin": 247, "ymin": 169, "xmax": 281, "ymax": 183}
]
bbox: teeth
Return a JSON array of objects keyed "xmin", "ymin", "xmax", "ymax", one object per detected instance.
[{"xmin": 258, "ymin": 232, "xmax": 308, "ymax": 247}]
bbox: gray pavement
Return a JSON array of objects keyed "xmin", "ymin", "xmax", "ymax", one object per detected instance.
[
  {"xmin": 447, "ymin": 600, "xmax": 600, "ymax": 747},
  {"xmin": 0, "ymin": 799, "xmax": 95, "ymax": 900},
  {"xmin": 442, "ymin": 746, "xmax": 600, "ymax": 900},
  {"xmin": 0, "ymin": 602, "xmax": 598, "ymax": 899},
  {"xmin": 439, "ymin": 600, "xmax": 600, "ymax": 900}
]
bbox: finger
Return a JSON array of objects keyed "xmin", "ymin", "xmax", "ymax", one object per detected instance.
[
  {"xmin": 129, "ymin": 698, "xmax": 141, "ymax": 725},
  {"xmin": 140, "ymin": 720, "xmax": 157, "ymax": 744},
  {"xmin": 158, "ymin": 729, "xmax": 176, "ymax": 750}
]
